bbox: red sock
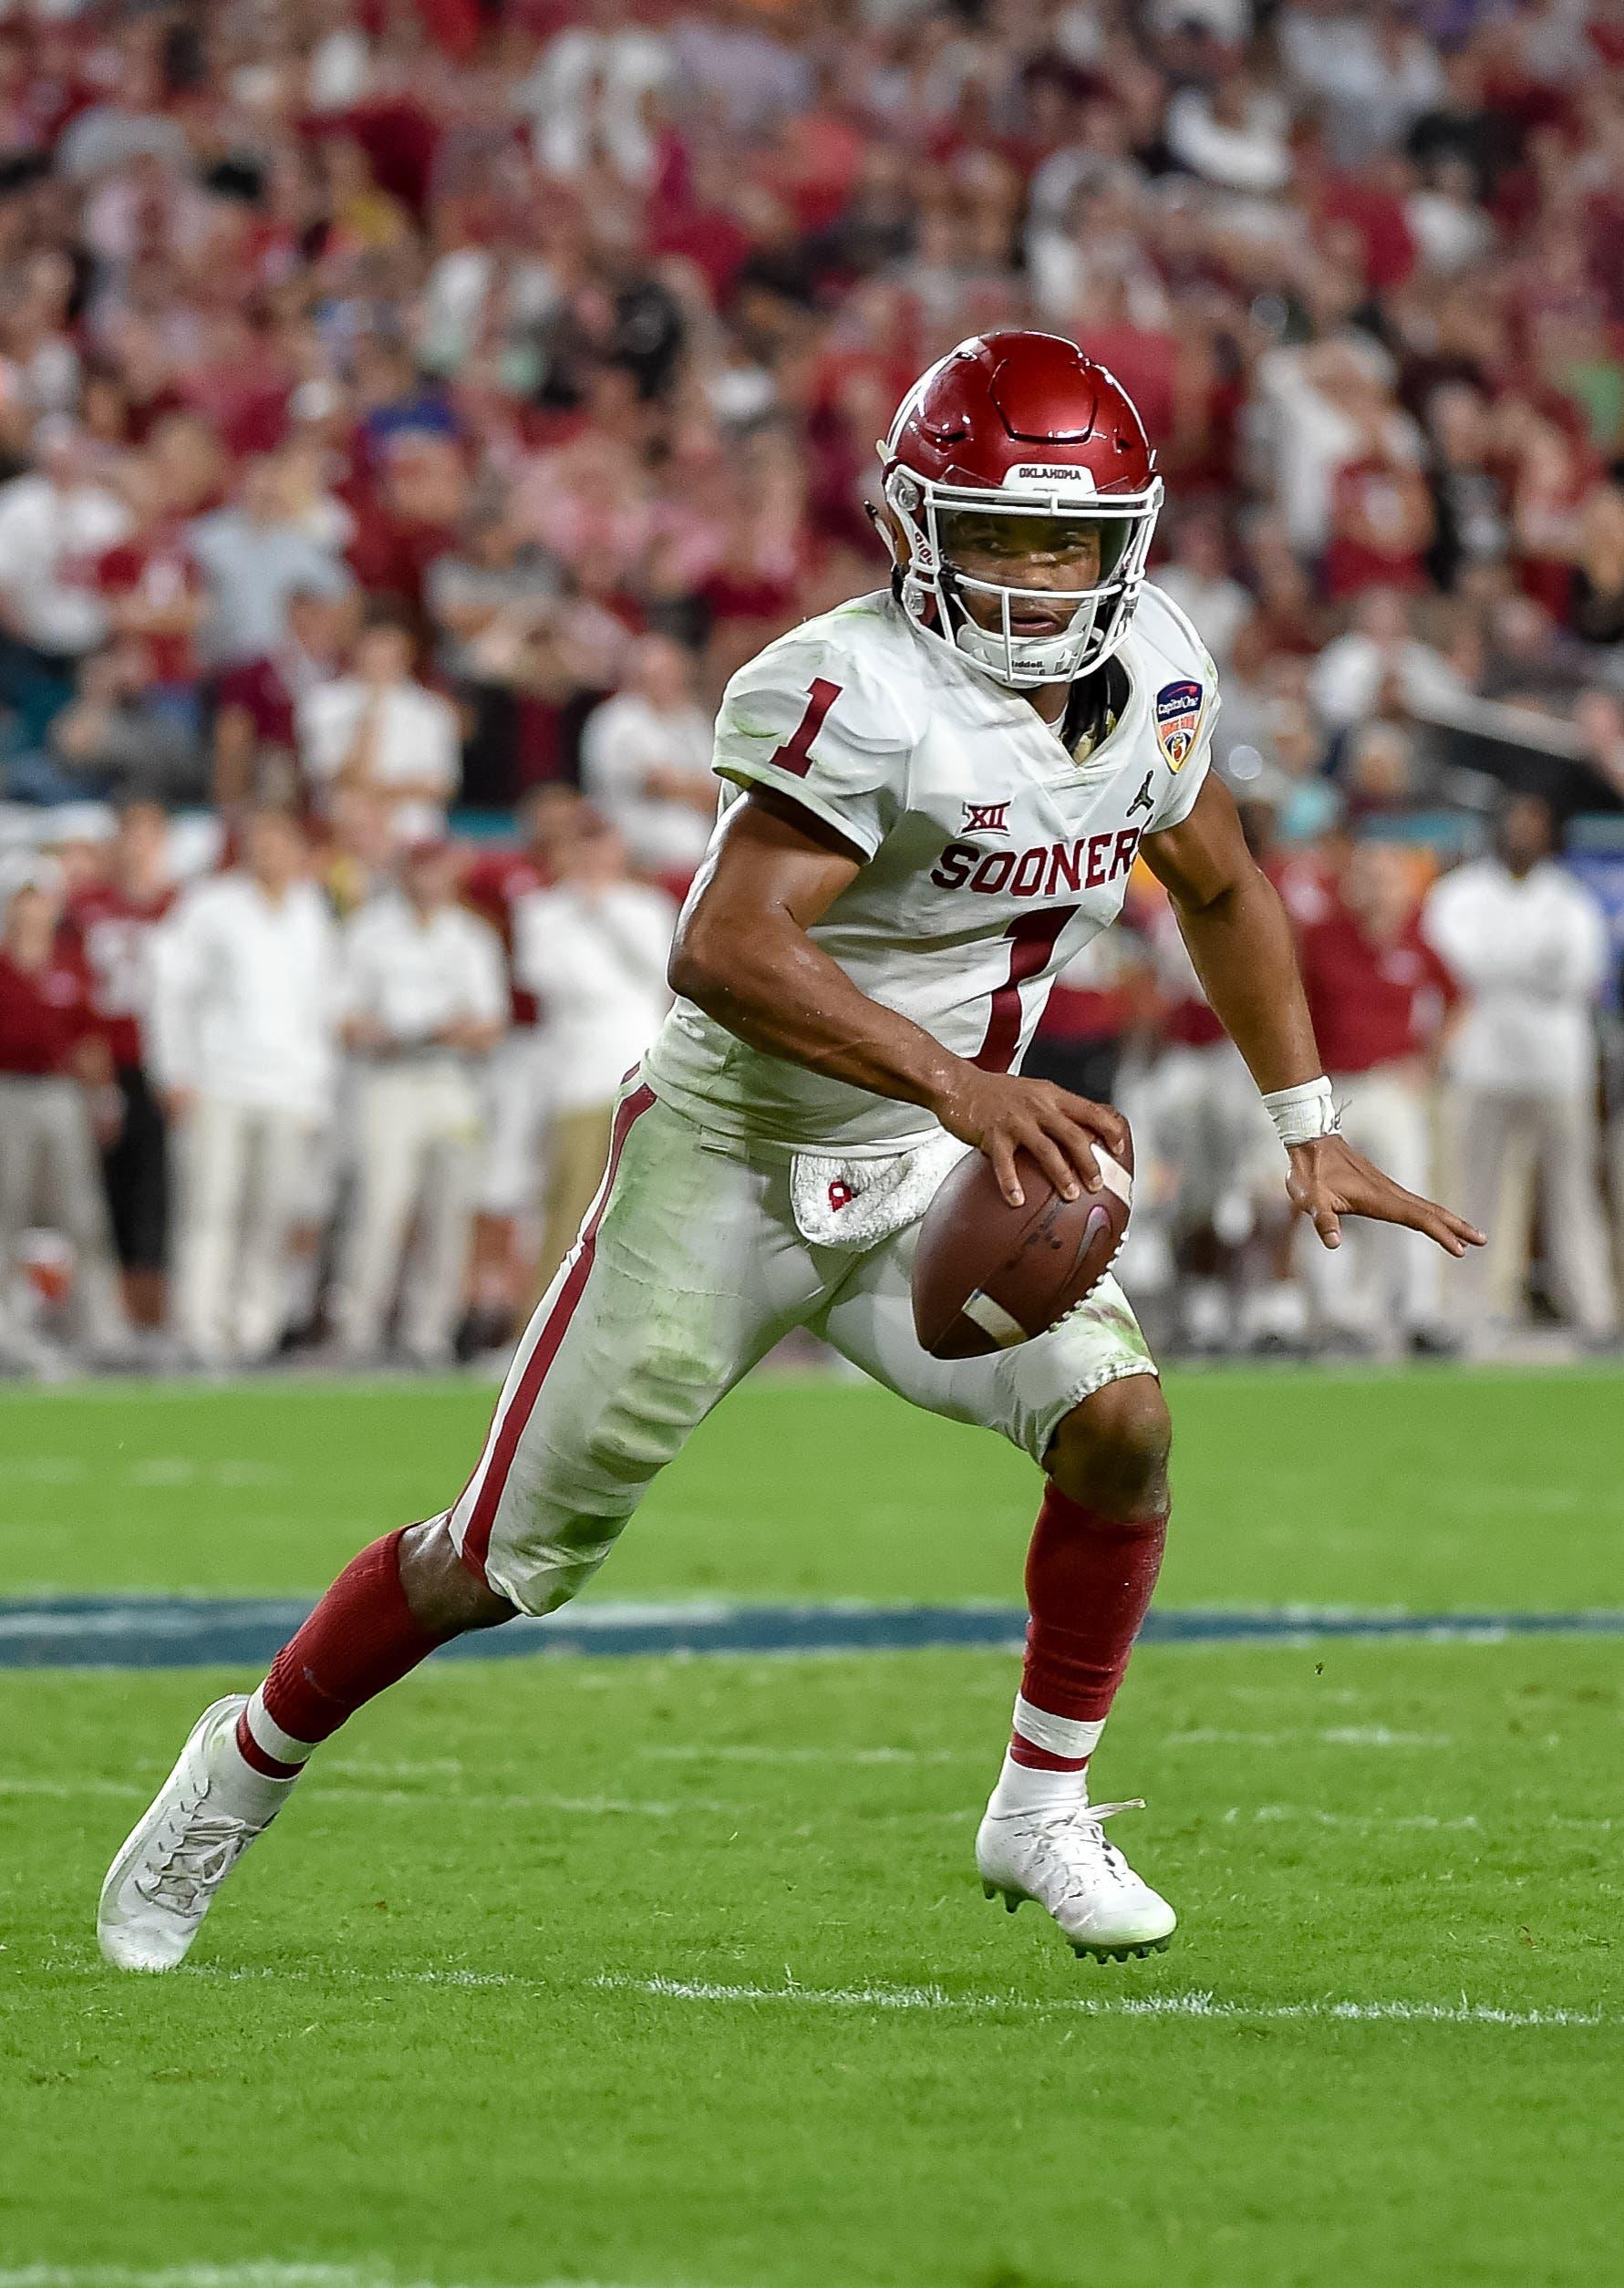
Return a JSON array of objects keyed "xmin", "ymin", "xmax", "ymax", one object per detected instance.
[
  {"xmin": 1010, "ymin": 1486, "xmax": 1167, "ymax": 1768},
  {"xmin": 234, "ymin": 1529, "xmax": 446, "ymax": 1778}
]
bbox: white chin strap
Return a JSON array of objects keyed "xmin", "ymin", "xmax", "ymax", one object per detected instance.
[{"xmin": 944, "ymin": 571, "xmax": 1112, "ymax": 688}]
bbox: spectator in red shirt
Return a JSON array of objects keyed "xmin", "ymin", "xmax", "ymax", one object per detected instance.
[
  {"xmin": 344, "ymin": 429, "xmax": 469, "ymax": 616},
  {"xmin": 1323, "ymin": 448, "xmax": 1436, "ymax": 600},
  {"xmin": 1295, "ymin": 841, "xmax": 1460, "ymax": 1352},
  {"xmin": 1025, "ymin": 926, "xmax": 1151, "ymax": 1111},
  {"xmin": 211, "ymin": 582, "xmax": 354, "ymax": 814},
  {"xmin": 93, "ymin": 453, "xmax": 204, "ymax": 713},
  {"xmin": 0, "ymin": 876, "xmax": 130, "ymax": 1369},
  {"xmin": 63, "ymin": 799, "xmax": 176, "ymax": 1324}
]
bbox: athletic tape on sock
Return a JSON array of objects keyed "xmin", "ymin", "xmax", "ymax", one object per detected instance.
[
  {"xmin": 1012, "ymin": 1693, "xmax": 1106, "ymax": 1762},
  {"xmin": 243, "ymin": 1686, "xmax": 317, "ymax": 1769}
]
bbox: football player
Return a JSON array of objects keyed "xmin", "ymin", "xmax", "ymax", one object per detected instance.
[{"xmin": 99, "ymin": 333, "xmax": 1482, "ymax": 1971}]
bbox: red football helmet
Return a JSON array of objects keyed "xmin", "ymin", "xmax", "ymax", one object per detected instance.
[{"xmin": 878, "ymin": 330, "xmax": 1162, "ymax": 688}]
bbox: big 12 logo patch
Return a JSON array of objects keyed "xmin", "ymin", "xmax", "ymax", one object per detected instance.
[{"xmin": 1153, "ymin": 679, "xmax": 1202, "ymax": 770}]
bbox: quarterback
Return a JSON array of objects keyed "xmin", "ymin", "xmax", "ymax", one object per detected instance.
[{"xmin": 98, "ymin": 332, "xmax": 1482, "ymax": 1970}]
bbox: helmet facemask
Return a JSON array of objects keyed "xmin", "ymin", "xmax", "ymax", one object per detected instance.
[{"xmin": 880, "ymin": 464, "xmax": 1162, "ymax": 689}]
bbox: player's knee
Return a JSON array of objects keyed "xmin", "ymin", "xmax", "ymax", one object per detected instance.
[
  {"xmin": 1044, "ymin": 1377, "xmax": 1172, "ymax": 1523},
  {"xmin": 398, "ymin": 1517, "xmax": 518, "ymax": 1634}
]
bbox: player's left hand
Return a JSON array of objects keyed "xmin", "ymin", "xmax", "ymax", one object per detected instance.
[{"xmin": 1286, "ymin": 1134, "xmax": 1485, "ymax": 1257}]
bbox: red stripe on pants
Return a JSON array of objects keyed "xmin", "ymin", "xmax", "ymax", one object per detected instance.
[{"xmin": 458, "ymin": 1082, "xmax": 657, "ymax": 1584}]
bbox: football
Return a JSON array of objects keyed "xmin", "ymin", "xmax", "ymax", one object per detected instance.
[{"xmin": 911, "ymin": 1125, "xmax": 1134, "ymax": 1360}]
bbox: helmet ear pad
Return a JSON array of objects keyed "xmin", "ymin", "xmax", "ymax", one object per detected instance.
[{"xmin": 865, "ymin": 497, "xmax": 905, "ymax": 570}]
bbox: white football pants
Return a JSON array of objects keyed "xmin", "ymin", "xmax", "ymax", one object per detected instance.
[{"xmin": 445, "ymin": 1077, "xmax": 1156, "ymax": 1616}]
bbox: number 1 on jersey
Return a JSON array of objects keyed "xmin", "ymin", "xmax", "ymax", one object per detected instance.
[
  {"xmin": 973, "ymin": 908, "xmax": 1078, "ymax": 1073},
  {"xmin": 770, "ymin": 679, "xmax": 843, "ymax": 778}
]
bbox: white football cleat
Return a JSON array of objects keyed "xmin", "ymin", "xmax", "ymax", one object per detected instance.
[
  {"xmin": 976, "ymin": 1799, "xmax": 1177, "ymax": 1962},
  {"xmin": 98, "ymin": 1695, "xmax": 283, "ymax": 1972}
]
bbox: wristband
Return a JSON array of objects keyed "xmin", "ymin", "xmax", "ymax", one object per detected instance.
[{"xmin": 1262, "ymin": 1076, "xmax": 1340, "ymax": 1149}]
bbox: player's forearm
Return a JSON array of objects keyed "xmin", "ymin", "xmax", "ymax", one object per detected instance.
[
  {"xmin": 1171, "ymin": 866, "xmax": 1325, "ymax": 1095},
  {"xmin": 671, "ymin": 914, "xmax": 964, "ymax": 1113}
]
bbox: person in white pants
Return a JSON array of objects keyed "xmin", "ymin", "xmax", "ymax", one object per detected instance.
[
  {"xmin": 335, "ymin": 842, "xmax": 507, "ymax": 1364},
  {"xmin": 512, "ymin": 809, "xmax": 677, "ymax": 1298},
  {"xmin": 1295, "ymin": 841, "xmax": 1460, "ymax": 1352},
  {"xmin": 150, "ymin": 811, "xmax": 338, "ymax": 1367},
  {"xmin": 1423, "ymin": 795, "xmax": 1618, "ymax": 1347}
]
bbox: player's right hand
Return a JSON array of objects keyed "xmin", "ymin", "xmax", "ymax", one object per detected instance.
[{"xmin": 932, "ymin": 1065, "xmax": 1129, "ymax": 1210}]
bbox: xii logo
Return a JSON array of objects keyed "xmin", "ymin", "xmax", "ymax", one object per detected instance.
[{"xmin": 961, "ymin": 801, "xmax": 1011, "ymax": 835}]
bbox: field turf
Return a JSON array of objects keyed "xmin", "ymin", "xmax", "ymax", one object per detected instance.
[{"xmin": 2, "ymin": 1366, "xmax": 1621, "ymax": 2288}]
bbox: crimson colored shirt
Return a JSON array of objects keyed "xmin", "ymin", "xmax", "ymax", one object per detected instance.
[
  {"xmin": 64, "ymin": 882, "xmax": 176, "ymax": 1070},
  {"xmin": 462, "ymin": 846, "xmax": 547, "ymax": 1029},
  {"xmin": 650, "ymin": 202, "xmax": 752, "ymax": 300},
  {"xmin": 1037, "ymin": 981, "xmax": 1132, "ymax": 1047},
  {"xmin": 1322, "ymin": 457, "xmax": 1431, "ymax": 599},
  {"xmin": 1161, "ymin": 997, "xmax": 1228, "ymax": 1051},
  {"xmin": 94, "ymin": 530, "xmax": 202, "ymax": 686},
  {"xmin": 215, "ymin": 654, "xmax": 299, "ymax": 751},
  {"xmin": 1297, "ymin": 907, "xmax": 1458, "ymax": 1078},
  {"xmin": 0, "ymin": 947, "xmax": 100, "ymax": 1077}
]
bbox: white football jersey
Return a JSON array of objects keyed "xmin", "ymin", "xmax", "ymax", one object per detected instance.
[{"xmin": 643, "ymin": 583, "xmax": 1218, "ymax": 1150}]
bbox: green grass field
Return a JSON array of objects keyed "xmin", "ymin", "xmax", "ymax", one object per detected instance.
[{"xmin": 2, "ymin": 1366, "xmax": 1621, "ymax": 2288}]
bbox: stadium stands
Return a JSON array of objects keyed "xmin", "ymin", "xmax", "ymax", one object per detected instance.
[{"xmin": 2, "ymin": 0, "xmax": 1622, "ymax": 1369}]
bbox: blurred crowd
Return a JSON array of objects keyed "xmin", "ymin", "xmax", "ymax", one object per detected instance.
[
  {"xmin": 0, "ymin": 787, "xmax": 676, "ymax": 1370},
  {"xmin": 5, "ymin": 0, "xmax": 1624, "ymax": 1372},
  {"xmin": 1072, "ymin": 784, "xmax": 1624, "ymax": 1357}
]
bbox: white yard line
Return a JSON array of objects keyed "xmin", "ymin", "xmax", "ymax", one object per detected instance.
[
  {"xmin": 38, "ymin": 1956, "xmax": 1609, "ymax": 2033},
  {"xmin": 1230, "ymin": 1804, "xmax": 1618, "ymax": 1834},
  {"xmin": 9, "ymin": 1774, "xmax": 1615, "ymax": 1838},
  {"xmin": 1233, "ymin": 1804, "xmax": 1483, "ymax": 1832},
  {"xmin": 325, "ymin": 1757, "xmax": 469, "ymax": 1780},
  {"xmin": 50, "ymin": 1963, "xmax": 549, "ymax": 1993},
  {"xmin": 4, "ymin": 1455, "xmax": 285, "ymax": 1487},
  {"xmin": 0, "ymin": 1775, "xmax": 733, "ymax": 1817},
  {"xmin": 1164, "ymin": 1727, "xmax": 1453, "ymax": 1748},
  {"xmin": 0, "ymin": 2270, "xmax": 674, "ymax": 2288},
  {"xmin": 0, "ymin": 1776, "xmax": 142, "ymax": 1800},
  {"xmin": 0, "ymin": 2274, "xmax": 409, "ymax": 2288},
  {"xmin": 594, "ymin": 1973, "xmax": 1614, "ymax": 2031},
  {"xmin": 638, "ymin": 1744, "xmax": 964, "ymax": 1766},
  {"xmin": 319, "ymin": 1785, "xmax": 743, "ymax": 1818},
  {"xmin": 0, "ymin": 1374, "xmax": 473, "ymax": 1404}
]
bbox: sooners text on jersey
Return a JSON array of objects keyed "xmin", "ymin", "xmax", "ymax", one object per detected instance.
[{"xmin": 642, "ymin": 583, "xmax": 1218, "ymax": 1153}]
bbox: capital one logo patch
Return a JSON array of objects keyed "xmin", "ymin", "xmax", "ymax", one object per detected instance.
[
  {"xmin": 962, "ymin": 800, "xmax": 1010, "ymax": 835},
  {"xmin": 1154, "ymin": 679, "xmax": 1203, "ymax": 770}
]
